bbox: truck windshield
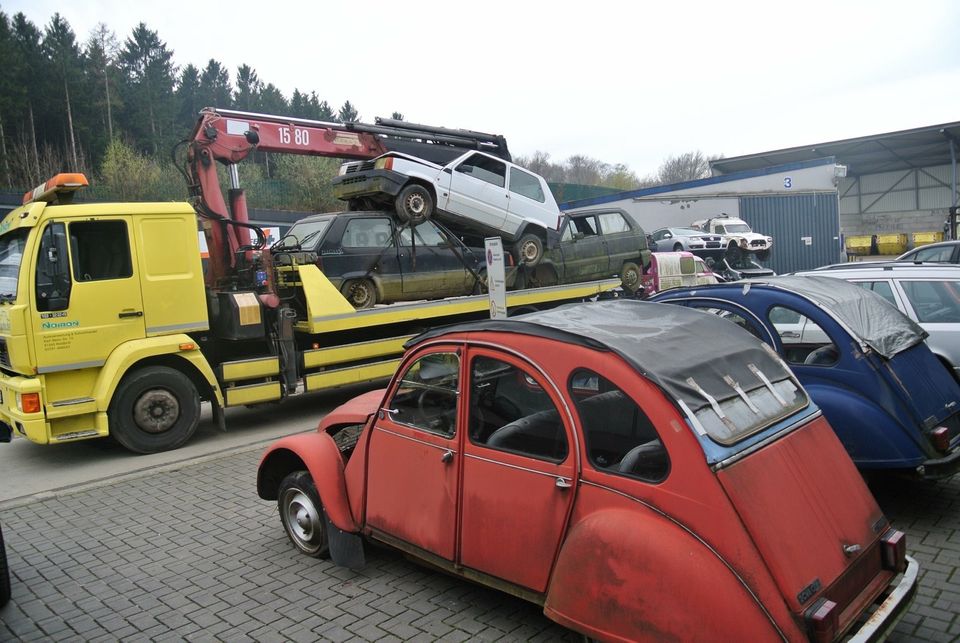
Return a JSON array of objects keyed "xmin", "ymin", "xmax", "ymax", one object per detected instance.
[
  {"xmin": 724, "ymin": 224, "xmax": 751, "ymax": 233},
  {"xmin": 0, "ymin": 229, "xmax": 28, "ymax": 301}
]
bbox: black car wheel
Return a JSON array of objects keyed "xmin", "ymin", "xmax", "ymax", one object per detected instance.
[
  {"xmin": 620, "ymin": 261, "xmax": 641, "ymax": 293},
  {"xmin": 673, "ymin": 243, "xmax": 683, "ymax": 252},
  {"xmin": 395, "ymin": 184, "xmax": 433, "ymax": 225},
  {"xmin": 342, "ymin": 279, "xmax": 378, "ymax": 309},
  {"xmin": 277, "ymin": 472, "xmax": 329, "ymax": 558}
]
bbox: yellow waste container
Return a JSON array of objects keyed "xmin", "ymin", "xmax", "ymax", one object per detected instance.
[
  {"xmin": 876, "ymin": 234, "xmax": 908, "ymax": 255},
  {"xmin": 845, "ymin": 235, "xmax": 873, "ymax": 256},
  {"xmin": 911, "ymin": 231, "xmax": 943, "ymax": 247}
]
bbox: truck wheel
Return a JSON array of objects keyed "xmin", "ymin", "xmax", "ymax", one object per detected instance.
[
  {"xmin": 342, "ymin": 279, "xmax": 377, "ymax": 309},
  {"xmin": 620, "ymin": 261, "xmax": 641, "ymax": 293},
  {"xmin": 673, "ymin": 243, "xmax": 683, "ymax": 252},
  {"xmin": 278, "ymin": 471, "xmax": 329, "ymax": 558},
  {"xmin": 513, "ymin": 233, "xmax": 544, "ymax": 267},
  {"xmin": 108, "ymin": 366, "xmax": 201, "ymax": 454},
  {"xmin": 0, "ymin": 523, "xmax": 10, "ymax": 608},
  {"xmin": 395, "ymin": 184, "xmax": 433, "ymax": 225}
]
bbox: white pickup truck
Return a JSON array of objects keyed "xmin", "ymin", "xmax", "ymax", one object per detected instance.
[
  {"xmin": 332, "ymin": 150, "xmax": 561, "ymax": 266},
  {"xmin": 691, "ymin": 214, "xmax": 773, "ymax": 259}
]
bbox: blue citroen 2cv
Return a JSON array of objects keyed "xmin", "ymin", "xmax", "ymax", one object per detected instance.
[{"xmin": 652, "ymin": 275, "xmax": 960, "ymax": 478}]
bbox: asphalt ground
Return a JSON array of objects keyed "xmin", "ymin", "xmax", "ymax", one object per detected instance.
[{"xmin": 0, "ymin": 445, "xmax": 958, "ymax": 641}]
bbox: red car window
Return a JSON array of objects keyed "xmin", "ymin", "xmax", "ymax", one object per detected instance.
[
  {"xmin": 570, "ymin": 369, "xmax": 669, "ymax": 482},
  {"xmin": 386, "ymin": 352, "xmax": 460, "ymax": 437},
  {"xmin": 468, "ymin": 355, "xmax": 568, "ymax": 462}
]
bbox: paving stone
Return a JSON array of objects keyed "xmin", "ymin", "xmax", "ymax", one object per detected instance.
[{"xmin": 2, "ymin": 447, "xmax": 957, "ymax": 641}]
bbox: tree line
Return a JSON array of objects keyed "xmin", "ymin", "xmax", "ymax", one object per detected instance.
[{"xmin": 0, "ymin": 8, "xmax": 721, "ymax": 210}]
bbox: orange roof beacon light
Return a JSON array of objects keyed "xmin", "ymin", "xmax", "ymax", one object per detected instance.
[{"xmin": 22, "ymin": 173, "xmax": 89, "ymax": 206}]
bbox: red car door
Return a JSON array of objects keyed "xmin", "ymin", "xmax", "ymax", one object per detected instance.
[
  {"xmin": 365, "ymin": 348, "xmax": 462, "ymax": 560},
  {"xmin": 458, "ymin": 348, "xmax": 577, "ymax": 592}
]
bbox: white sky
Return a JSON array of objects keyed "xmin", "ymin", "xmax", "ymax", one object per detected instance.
[{"xmin": 9, "ymin": 0, "xmax": 960, "ymax": 176}]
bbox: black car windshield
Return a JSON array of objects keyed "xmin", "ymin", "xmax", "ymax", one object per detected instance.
[
  {"xmin": 280, "ymin": 218, "xmax": 332, "ymax": 249},
  {"xmin": 0, "ymin": 228, "xmax": 28, "ymax": 301}
]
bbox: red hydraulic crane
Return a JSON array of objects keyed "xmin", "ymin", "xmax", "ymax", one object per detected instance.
[{"xmin": 183, "ymin": 107, "xmax": 510, "ymax": 303}]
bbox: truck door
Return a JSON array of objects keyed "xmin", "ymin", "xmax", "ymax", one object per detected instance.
[
  {"xmin": 134, "ymin": 214, "xmax": 208, "ymax": 337},
  {"xmin": 444, "ymin": 153, "xmax": 509, "ymax": 232},
  {"xmin": 31, "ymin": 218, "xmax": 145, "ymax": 374}
]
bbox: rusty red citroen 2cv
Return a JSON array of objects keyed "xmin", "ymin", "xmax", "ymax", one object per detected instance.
[{"xmin": 257, "ymin": 300, "xmax": 917, "ymax": 642}]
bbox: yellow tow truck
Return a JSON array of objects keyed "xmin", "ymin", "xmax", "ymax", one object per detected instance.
[{"xmin": 0, "ymin": 112, "xmax": 619, "ymax": 453}]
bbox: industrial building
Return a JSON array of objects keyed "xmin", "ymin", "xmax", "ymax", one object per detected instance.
[{"xmin": 563, "ymin": 121, "xmax": 960, "ymax": 274}]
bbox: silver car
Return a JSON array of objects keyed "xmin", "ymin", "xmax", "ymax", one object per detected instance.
[
  {"xmin": 797, "ymin": 262, "xmax": 960, "ymax": 379},
  {"xmin": 650, "ymin": 227, "xmax": 724, "ymax": 255}
]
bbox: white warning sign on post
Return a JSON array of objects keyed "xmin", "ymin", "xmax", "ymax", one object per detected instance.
[{"xmin": 484, "ymin": 237, "xmax": 508, "ymax": 319}]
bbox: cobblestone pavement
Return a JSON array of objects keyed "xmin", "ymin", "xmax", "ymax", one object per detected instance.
[{"xmin": 0, "ymin": 448, "xmax": 958, "ymax": 642}]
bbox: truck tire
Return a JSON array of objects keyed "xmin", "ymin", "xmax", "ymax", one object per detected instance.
[
  {"xmin": 673, "ymin": 242, "xmax": 683, "ymax": 252},
  {"xmin": 395, "ymin": 184, "xmax": 433, "ymax": 225},
  {"xmin": 342, "ymin": 279, "xmax": 377, "ymax": 309},
  {"xmin": 0, "ymin": 522, "xmax": 10, "ymax": 608},
  {"xmin": 277, "ymin": 471, "xmax": 329, "ymax": 558},
  {"xmin": 513, "ymin": 233, "xmax": 544, "ymax": 267},
  {"xmin": 108, "ymin": 366, "xmax": 201, "ymax": 454},
  {"xmin": 620, "ymin": 261, "xmax": 641, "ymax": 293}
]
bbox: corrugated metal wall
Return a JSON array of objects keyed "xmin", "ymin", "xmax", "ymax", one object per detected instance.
[{"xmin": 739, "ymin": 193, "xmax": 841, "ymax": 274}]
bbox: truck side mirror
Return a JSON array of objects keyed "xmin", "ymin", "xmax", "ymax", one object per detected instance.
[{"xmin": 35, "ymin": 224, "xmax": 71, "ymax": 312}]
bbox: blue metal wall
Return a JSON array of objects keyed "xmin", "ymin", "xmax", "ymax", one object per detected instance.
[{"xmin": 739, "ymin": 193, "xmax": 842, "ymax": 274}]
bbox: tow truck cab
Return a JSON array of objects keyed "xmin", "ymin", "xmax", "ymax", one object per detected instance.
[{"xmin": 0, "ymin": 174, "xmax": 213, "ymax": 446}]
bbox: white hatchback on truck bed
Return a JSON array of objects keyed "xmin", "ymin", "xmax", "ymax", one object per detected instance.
[{"xmin": 332, "ymin": 150, "xmax": 561, "ymax": 266}]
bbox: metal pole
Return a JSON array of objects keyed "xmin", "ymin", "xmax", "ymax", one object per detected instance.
[
  {"xmin": 951, "ymin": 140, "xmax": 957, "ymax": 239},
  {"xmin": 228, "ymin": 164, "xmax": 240, "ymax": 190}
]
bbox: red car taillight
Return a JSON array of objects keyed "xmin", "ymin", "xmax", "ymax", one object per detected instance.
[
  {"xmin": 930, "ymin": 426, "xmax": 950, "ymax": 453},
  {"xmin": 804, "ymin": 598, "xmax": 839, "ymax": 643},
  {"xmin": 881, "ymin": 528, "xmax": 907, "ymax": 573}
]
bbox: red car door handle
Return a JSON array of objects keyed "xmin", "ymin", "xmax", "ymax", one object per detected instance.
[
  {"xmin": 441, "ymin": 449, "xmax": 454, "ymax": 463},
  {"xmin": 555, "ymin": 477, "xmax": 572, "ymax": 489}
]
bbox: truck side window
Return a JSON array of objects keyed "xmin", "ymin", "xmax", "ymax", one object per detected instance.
[
  {"xmin": 457, "ymin": 154, "xmax": 506, "ymax": 188},
  {"xmin": 342, "ymin": 218, "xmax": 393, "ymax": 249},
  {"xmin": 35, "ymin": 223, "xmax": 71, "ymax": 312},
  {"xmin": 570, "ymin": 369, "xmax": 668, "ymax": 482},
  {"xmin": 69, "ymin": 221, "xmax": 132, "ymax": 282},
  {"xmin": 388, "ymin": 352, "xmax": 459, "ymax": 437},
  {"xmin": 508, "ymin": 168, "xmax": 545, "ymax": 203},
  {"xmin": 468, "ymin": 355, "xmax": 568, "ymax": 462}
]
